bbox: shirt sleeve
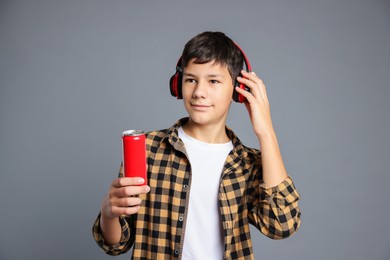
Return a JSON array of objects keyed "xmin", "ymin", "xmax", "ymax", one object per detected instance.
[
  {"xmin": 249, "ymin": 176, "xmax": 301, "ymax": 239},
  {"xmin": 91, "ymin": 212, "xmax": 134, "ymax": 255}
]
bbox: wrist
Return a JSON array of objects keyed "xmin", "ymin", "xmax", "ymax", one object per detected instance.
[
  {"xmin": 256, "ymin": 127, "xmax": 276, "ymax": 142},
  {"xmin": 100, "ymin": 199, "xmax": 117, "ymax": 221},
  {"xmin": 99, "ymin": 212, "xmax": 122, "ymax": 246},
  {"xmin": 100, "ymin": 210, "xmax": 117, "ymax": 222}
]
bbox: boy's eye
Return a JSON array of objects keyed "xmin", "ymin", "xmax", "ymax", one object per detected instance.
[
  {"xmin": 185, "ymin": 78, "xmax": 196, "ymax": 83},
  {"xmin": 210, "ymin": 80, "xmax": 219, "ymax": 84}
]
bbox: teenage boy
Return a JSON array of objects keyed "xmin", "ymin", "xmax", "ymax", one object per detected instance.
[{"xmin": 92, "ymin": 31, "xmax": 301, "ymax": 259}]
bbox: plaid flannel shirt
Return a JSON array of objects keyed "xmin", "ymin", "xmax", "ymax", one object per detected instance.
[{"xmin": 92, "ymin": 118, "xmax": 301, "ymax": 259}]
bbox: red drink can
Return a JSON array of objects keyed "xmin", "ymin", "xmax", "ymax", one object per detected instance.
[{"xmin": 122, "ymin": 130, "xmax": 147, "ymax": 185}]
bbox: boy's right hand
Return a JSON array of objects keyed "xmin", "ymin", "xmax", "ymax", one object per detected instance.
[{"xmin": 101, "ymin": 177, "xmax": 150, "ymax": 220}]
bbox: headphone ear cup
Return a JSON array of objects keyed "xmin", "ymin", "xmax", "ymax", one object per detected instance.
[
  {"xmin": 233, "ymin": 79, "xmax": 250, "ymax": 103},
  {"xmin": 233, "ymin": 77, "xmax": 248, "ymax": 103},
  {"xmin": 232, "ymin": 42, "xmax": 252, "ymax": 103},
  {"xmin": 169, "ymin": 73, "xmax": 178, "ymax": 98},
  {"xmin": 169, "ymin": 72, "xmax": 183, "ymax": 99},
  {"xmin": 232, "ymin": 80, "xmax": 240, "ymax": 103}
]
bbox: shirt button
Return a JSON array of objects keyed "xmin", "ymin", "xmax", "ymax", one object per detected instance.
[
  {"xmin": 179, "ymin": 216, "xmax": 184, "ymax": 221},
  {"xmin": 183, "ymin": 184, "xmax": 188, "ymax": 189},
  {"xmin": 174, "ymin": 249, "xmax": 180, "ymax": 255}
]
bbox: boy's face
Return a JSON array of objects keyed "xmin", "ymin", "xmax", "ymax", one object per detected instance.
[{"xmin": 182, "ymin": 59, "xmax": 234, "ymax": 127}]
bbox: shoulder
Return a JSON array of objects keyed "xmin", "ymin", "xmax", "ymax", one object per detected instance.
[
  {"xmin": 145, "ymin": 129, "xmax": 169, "ymax": 150},
  {"xmin": 145, "ymin": 117, "xmax": 187, "ymax": 149},
  {"xmin": 241, "ymin": 144, "xmax": 261, "ymax": 166},
  {"xmin": 242, "ymin": 145, "xmax": 260, "ymax": 158},
  {"xmin": 226, "ymin": 126, "xmax": 261, "ymax": 164},
  {"xmin": 146, "ymin": 129, "xmax": 168, "ymax": 141}
]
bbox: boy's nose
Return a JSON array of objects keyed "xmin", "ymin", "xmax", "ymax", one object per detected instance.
[{"xmin": 192, "ymin": 81, "xmax": 208, "ymax": 99}]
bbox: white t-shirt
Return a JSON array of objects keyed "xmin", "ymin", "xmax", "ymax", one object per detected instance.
[{"xmin": 178, "ymin": 127, "xmax": 233, "ymax": 260}]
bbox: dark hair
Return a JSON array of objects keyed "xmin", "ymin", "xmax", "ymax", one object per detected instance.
[{"xmin": 181, "ymin": 31, "xmax": 244, "ymax": 84}]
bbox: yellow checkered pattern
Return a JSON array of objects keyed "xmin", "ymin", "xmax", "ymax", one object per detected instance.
[{"xmin": 92, "ymin": 118, "xmax": 301, "ymax": 259}]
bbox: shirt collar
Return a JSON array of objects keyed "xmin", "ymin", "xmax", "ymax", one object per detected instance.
[{"xmin": 161, "ymin": 117, "xmax": 255, "ymax": 162}]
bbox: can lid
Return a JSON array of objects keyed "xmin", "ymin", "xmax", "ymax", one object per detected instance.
[{"xmin": 122, "ymin": 130, "xmax": 144, "ymax": 136}]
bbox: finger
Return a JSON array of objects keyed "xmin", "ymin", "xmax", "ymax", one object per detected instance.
[
  {"xmin": 236, "ymin": 75, "xmax": 262, "ymax": 100},
  {"xmin": 241, "ymin": 70, "xmax": 261, "ymax": 82},
  {"xmin": 113, "ymin": 185, "xmax": 151, "ymax": 197},
  {"xmin": 237, "ymin": 71, "xmax": 268, "ymax": 102},
  {"xmin": 111, "ymin": 205, "xmax": 141, "ymax": 216},
  {"xmin": 240, "ymin": 70, "xmax": 265, "ymax": 89},
  {"xmin": 112, "ymin": 177, "xmax": 146, "ymax": 188},
  {"xmin": 112, "ymin": 196, "xmax": 143, "ymax": 207},
  {"xmin": 240, "ymin": 70, "xmax": 268, "ymax": 100},
  {"xmin": 236, "ymin": 76, "xmax": 262, "ymax": 100},
  {"xmin": 235, "ymin": 86, "xmax": 256, "ymax": 103}
]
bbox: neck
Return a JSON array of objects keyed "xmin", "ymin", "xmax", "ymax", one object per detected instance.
[{"xmin": 182, "ymin": 118, "xmax": 230, "ymax": 143}]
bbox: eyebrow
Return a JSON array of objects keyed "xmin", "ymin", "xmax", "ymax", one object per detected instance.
[{"xmin": 183, "ymin": 72, "xmax": 224, "ymax": 78}]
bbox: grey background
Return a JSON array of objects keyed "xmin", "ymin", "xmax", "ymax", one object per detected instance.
[{"xmin": 1, "ymin": 0, "xmax": 389, "ymax": 259}]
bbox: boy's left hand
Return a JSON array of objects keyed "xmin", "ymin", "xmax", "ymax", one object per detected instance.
[{"xmin": 235, "ymin": 70, "xmax": 274, "ymax": 138}]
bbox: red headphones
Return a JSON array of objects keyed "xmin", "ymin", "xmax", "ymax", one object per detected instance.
[{"xmin": 169, "ymin": 43, "xmax": 252, "ymax": 103}]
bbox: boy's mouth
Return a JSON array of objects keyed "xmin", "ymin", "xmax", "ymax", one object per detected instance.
[{"xmin": 190, "ymin": 103, "xmax": 212, "ymax": 110}]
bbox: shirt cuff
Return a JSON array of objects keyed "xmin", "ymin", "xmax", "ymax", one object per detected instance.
[
  {"xmin": 259, "ymin": 176, "xmax": 300, "ymax": 209},
  {"xmin": 92, "ymin": 213, "xmax": 133, "ymax": 256}
]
